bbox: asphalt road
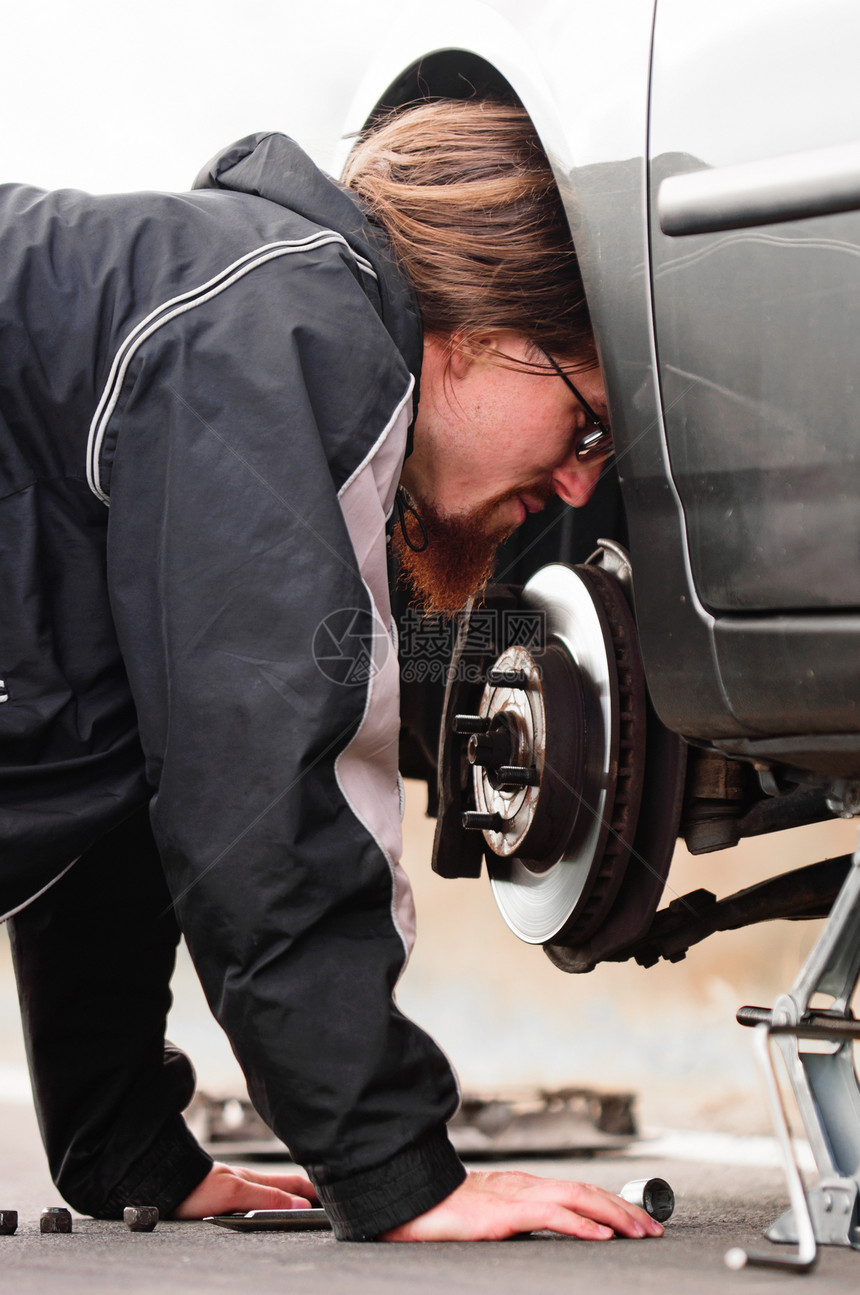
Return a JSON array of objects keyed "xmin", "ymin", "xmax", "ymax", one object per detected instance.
[{"xmin": 3, "ymin": 1101, "xmax": 860, "ymax": 1295}]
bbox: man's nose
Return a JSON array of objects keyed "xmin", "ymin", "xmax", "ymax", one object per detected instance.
[{"xmin": 551, "ymin": 459, "xmax": 603, "ymax": 508}]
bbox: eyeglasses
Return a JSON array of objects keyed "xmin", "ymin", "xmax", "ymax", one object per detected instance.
[{"xmin": 539, "ymin": 349, "xmax": 614, "ymax": 462}]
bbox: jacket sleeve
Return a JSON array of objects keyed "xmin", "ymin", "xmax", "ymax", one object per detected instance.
[{"xmin": 102, "ymin": 255, "xmax": 464, "ymax": 1239}]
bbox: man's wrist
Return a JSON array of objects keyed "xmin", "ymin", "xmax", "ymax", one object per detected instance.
[
  {"xmin": 94, "ymin": 1114, "xmax": 214, "ymax": 1220},
  {"xmin": 310, "ymin": 1127, "xmax": 466, "ymax": 1240}
]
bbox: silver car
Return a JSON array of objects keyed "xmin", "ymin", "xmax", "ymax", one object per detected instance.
[{"xmin": 355, "ymin": 0, "xmax": 860, "ymax": 1256}]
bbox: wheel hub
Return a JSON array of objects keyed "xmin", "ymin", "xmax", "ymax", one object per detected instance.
[{"xmin": 455, "ymin": 562, "xmax": 647, "ymax": 946}]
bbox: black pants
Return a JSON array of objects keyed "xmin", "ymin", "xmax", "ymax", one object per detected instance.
[{"xmin": 8, "ymin": 807, "xmax": 212, "ymax": 1216}]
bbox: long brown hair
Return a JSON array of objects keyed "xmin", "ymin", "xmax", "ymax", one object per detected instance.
[{"xmin": 342, "ymin": 100, "xmax": 595, "ymax": 370}]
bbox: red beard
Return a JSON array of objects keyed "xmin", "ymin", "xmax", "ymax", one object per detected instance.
[{"xmin": 392, "ymin": 490, "xmax": 526, "ymax": 614}]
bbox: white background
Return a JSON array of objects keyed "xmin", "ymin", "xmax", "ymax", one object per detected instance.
[{"xmin": 0, "ymin": 0, "xmax": 382, "ymax": 191}]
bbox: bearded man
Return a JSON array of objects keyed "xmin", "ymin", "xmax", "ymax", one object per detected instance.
[{"xmin": 1, "ymin": 101, "xmax": 656, "ymax": 1244}]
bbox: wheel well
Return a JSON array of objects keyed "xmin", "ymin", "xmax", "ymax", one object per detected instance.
[
  {"xmin": 363, "ymin": 47, "xmax": 628, "ymax": 579},
  {"xmin": 368, "ymin": 49, "xmax": 520, "ymax": 121}
]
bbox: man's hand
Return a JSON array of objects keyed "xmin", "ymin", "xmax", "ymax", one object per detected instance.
[
  {"xmin": 171, "ymin": 1162, "xmax": 318, "ymax": 1219},
  {"xmin": 380, "ymin": 1170, "xmax": 665, "ymax": 1242}
]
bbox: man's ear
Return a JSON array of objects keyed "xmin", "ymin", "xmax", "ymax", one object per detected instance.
[
  {"xmin": 447, "ymin": 339, "xmax": 473, "ymax": 380},
  {"xmin": 446, "ymin": 331, "xmax": 507, "ymax": 379},
  {"xmin": 423, "ymin": 331, "xmax": 476, "ymax": 384}
]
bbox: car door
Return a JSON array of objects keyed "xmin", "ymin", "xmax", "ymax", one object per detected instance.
[{"xmin": 647, "ymin": 0, "xmax": 860, "ymax": 737}]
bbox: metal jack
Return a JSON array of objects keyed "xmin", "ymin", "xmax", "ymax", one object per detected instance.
[{"xmin": 728, "ymin": 831, "xmax": 860, "ymax": 1272}]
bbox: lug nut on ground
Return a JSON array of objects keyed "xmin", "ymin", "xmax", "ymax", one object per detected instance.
[
  {"xmin": 124, "ymin": 1205, "xmax": 159, "ymax": 1232},
  {"xmin": 0, "ymin": 1210, "xmax": 18, "ymax": 1235},
  {"xmin": 40, "ymin": 1207, "xmax": 72, "ymax": 1233}
]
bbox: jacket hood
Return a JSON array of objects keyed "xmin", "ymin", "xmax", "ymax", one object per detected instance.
[{"xmin": 193, "ymin": 132, "xmax": 423, "ymax": 398}]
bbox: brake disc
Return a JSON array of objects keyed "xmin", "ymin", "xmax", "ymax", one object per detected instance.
[{"xmin": 464, "ymin": 563, "xmax": 647, "ymax": 945}]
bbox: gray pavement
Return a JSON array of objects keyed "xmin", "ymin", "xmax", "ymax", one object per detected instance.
[{"xmin": 3, "ymin": 1101, "xmax": 860, "ymax": 1294}]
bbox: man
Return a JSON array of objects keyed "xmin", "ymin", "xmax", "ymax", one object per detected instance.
[{"xmin": 1, "ymin": 102, "xmax": 660, "ymax": 1243}]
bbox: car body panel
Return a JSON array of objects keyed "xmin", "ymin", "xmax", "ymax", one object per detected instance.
[
  {"xmin": 650, "ymin": 0, "xmax": 860, "ymax": 618},
  {"xmin": 336, "ymin": 0, "xmax": 860, "ymax": 760},
  {"xmin": 646, "ymin": 0, "xmax": 860, "ymax": 741},
  {"xmin": 339, "ymin": 1, "xmax": 738, "ymax": 738}
]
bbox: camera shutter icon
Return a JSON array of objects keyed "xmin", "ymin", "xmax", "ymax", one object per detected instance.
[{"xmin": 312, "ymin": 608, "xmax": 390, "ymax": 686}]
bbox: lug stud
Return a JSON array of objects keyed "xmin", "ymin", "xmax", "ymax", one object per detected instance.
[
  {"xmin": 453, "ymin": 714, "xmax": 491, "ymax": 735},
  {"xmin": 496, "ymin": 765, "xmax": 540, "ymax": 788},
  {"xmin": 462, "ymin": 811, "xmax": 504, "ymax": 832}
]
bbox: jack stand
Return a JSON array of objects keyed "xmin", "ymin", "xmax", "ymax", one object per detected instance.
[{"xmin": 729, "ymin": 831, "xmax": 860, "ymax": 1272}]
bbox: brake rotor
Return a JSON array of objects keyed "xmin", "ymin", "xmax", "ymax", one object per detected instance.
[{"xmin": 465, "ymin": 563, "xmax": 647, "ymax": 945}]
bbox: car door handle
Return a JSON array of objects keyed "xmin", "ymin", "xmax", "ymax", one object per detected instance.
[{"xmin": 657, "ymin": 139, "xmax": 860, "ymax": 236}]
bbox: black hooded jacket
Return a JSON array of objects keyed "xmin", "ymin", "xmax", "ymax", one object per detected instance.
[{"xmin": 0, "ymin": 133, "xmax": 464, "ymax": 1238}]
